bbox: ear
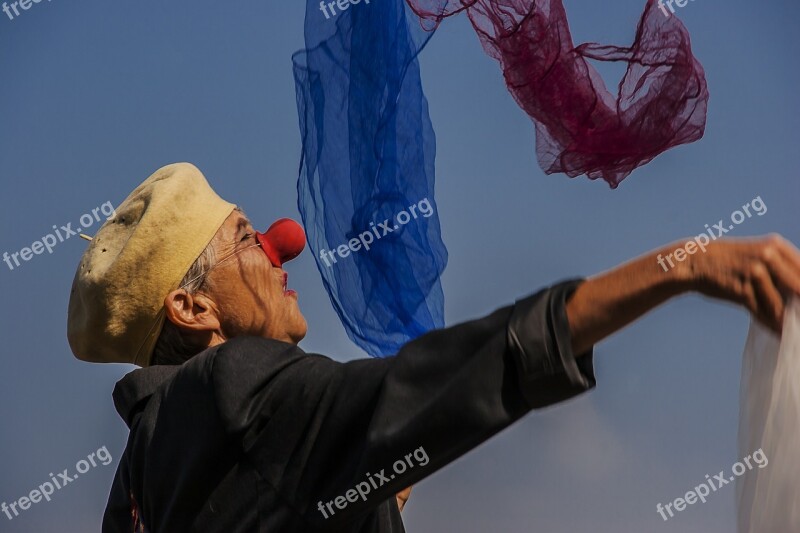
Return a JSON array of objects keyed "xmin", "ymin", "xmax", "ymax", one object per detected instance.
[{"xmin": 163, "ymin": 289, "xmax": 222, "ymax": 333}]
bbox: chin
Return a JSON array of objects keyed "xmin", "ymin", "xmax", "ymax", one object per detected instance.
[
  {"xmin": 286, "ymin": 313, "xmax": 308, "ymax": 345},
  {"xmin": 291, "ymin": 321, "xmax": 308, "ymax": 344}
]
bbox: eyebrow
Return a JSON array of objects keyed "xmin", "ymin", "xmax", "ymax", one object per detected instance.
[{"xmin": 233, "ymin": 207, "xmax": 251, "ymax": 240}]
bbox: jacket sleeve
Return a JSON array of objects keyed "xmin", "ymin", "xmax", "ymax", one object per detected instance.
[{"xmin": 210, "ymin": 278, "xmax": 596, "ymax": 529}]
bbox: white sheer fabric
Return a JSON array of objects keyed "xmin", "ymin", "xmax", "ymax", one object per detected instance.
[{"xmin": 737, "ymin": 299, "xmax": 800, "ymax": 532}]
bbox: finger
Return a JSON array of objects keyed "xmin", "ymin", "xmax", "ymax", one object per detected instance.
[
  {"xmin": 396, "ymin": 486, "xmax": 412, "ymax": 511},
  {"xmin": 750, "ymin": 262, "xmax": 784, "ymax": 333},
  {"xmin": 726, "ymin": 267, "xmax": 761, "ymax": 320},
  {"xmin": 772, "ymin": 237, "xmax": 800, "ymax": 295},
  {"xmin": 742, "ymin": 286, "xmax": 762, "ymax": 322}
]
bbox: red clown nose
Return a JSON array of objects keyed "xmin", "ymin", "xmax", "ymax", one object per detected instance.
[{"xmin": 255, "ymin": 218, "xmax": 306, "ymax": 267}]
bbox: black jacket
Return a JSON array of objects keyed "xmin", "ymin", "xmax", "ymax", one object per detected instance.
[{"xmin": 102, "ymin": 279, "xmax": 596, "ymax": 532}]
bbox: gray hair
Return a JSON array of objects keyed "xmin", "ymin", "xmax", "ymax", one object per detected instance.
[{"xmin": 151, "ymin": 243, "xmax": 217, "ymax": 366}]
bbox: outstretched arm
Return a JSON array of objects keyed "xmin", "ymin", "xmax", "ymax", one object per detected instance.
[
  {"xmin": 394, "ymin": 235, "xmax": 800, "ymax": 515},
  {"xmin": 566, "ymin": 235, "xmax": 800, "ymax": 355}
]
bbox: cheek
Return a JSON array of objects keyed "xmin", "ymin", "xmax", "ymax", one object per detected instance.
[
  {"xmin": 238, "ymin": 253, "xmax": 275, "ymax": 292},
  {"xmin": 236, "ymin": 254, "xmax": 288, "ymax": 320},
  {"xmin": 214, "ymin": 256, "xmax": 274, "ymax": 315}
]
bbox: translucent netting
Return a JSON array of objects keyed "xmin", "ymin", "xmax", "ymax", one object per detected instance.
[
  {"xmin": 293, "ymin": 0, "xmax": 447, "ymax": 357},
  {"xmin": 291, "ymin": 0, "xmax": 707, "ymax": 357},
  {"xmin": 406, "ymin": 0, "xmax": 710, "ymax": 187},
  {"xmin": 737, "ymin": 300, "xmax": 800, "ymax": 531}
]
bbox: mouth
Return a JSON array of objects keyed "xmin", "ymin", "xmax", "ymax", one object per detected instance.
[{"xmin": 283, "ymin": 272, "xmax": 297, "ymax": 298}]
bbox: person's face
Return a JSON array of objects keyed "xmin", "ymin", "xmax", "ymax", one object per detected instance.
[{"xmin": 203, "ymin": 209, "xmax": 307, "ymax": 345}]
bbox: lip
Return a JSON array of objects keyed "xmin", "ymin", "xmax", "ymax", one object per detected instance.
[{"xmin": 282, "ymin": 272, "xmax": 296, "ymax": 297}]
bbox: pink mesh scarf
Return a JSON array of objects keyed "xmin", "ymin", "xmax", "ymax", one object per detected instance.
[{"xmin": 407, "ymin": 0, "xmax": 710, "ymax": 187}]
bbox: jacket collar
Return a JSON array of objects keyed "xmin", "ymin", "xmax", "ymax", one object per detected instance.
[{"xmin": 112, "ymin": 365, "xmax": 180, "ymax": 427}]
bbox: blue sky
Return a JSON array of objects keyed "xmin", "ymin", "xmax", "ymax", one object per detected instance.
[{"xmin": 0, "ymin": 0, "xmax": 798, "ymax": 531}]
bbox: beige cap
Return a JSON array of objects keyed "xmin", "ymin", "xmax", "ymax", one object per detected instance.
[{"xmin": 67, "ymin": 163, "xmax": 236, "ymax": 367}]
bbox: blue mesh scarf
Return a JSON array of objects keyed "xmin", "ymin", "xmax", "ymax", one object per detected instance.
[{"xmin": 292, "ymin": 0, "xmax": 448, "ymax": 357}]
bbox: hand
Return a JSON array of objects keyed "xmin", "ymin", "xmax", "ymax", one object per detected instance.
[
  {"xmin": 688, "ymin": 234, "xmax": 800, "ymax": 333},
  {"xmin": 566, "ymin": 234, "xmax": 800, "ymax": 354},
  {"xmin": 396, "ymin": 486, "xmax": 412, "ymax": 512}
]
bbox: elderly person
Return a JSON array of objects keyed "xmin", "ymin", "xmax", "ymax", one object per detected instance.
[{"xmin": 68, "ymin": 163, "xmax": 800, "ymax": 532}]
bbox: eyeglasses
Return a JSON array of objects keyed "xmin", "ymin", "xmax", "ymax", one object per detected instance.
[
  {"xmin": 178, "ymin": 217, "xmax": 306, "ymax": 290},
  {"xmin": 179, "ymin": 241, "xmax": 261, "ymax": 290}
]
